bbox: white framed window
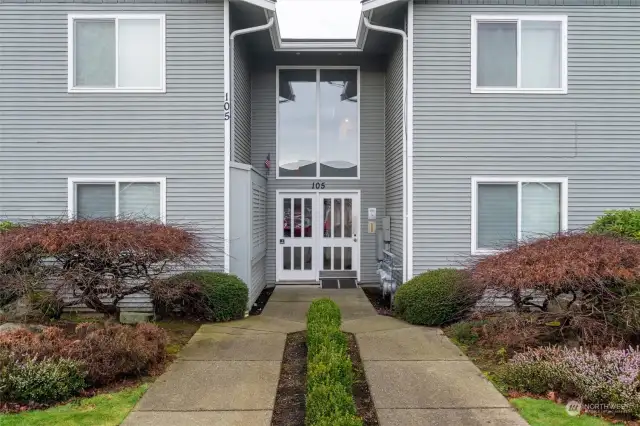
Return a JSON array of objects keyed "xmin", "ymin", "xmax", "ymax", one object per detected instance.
[
  {"xmin": 68, "ymin": 14, "xmax": 166, "ymax": 93},
  {"xmin": 68, "ymin": 177, "xmax": 167, "ymax": 223},
  {"xmin": 471, "ymin": 15, "xmax": 568, "ymax": 94},
  {"xmin": 471, "ymin": 177, "xmax": 568, "ymax": 255},
  {"xmin": 276, "ymin": 66, "xmax": 360, "ymax": 180}
]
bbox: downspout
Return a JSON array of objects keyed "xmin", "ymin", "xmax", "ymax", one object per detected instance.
[
  {"xmin": 363, "ymin": 16, "xmax": 409, "ymax": 283},
  {"xmin": 230, "ymin": 17, "xmax": 275, "ymax": 162}
]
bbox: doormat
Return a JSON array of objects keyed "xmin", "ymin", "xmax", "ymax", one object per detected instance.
[{"xmin": 320, "ymin": 278, "xmax": 357, "ymax": 289}]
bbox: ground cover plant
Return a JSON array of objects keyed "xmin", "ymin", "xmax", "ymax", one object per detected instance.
[{"xmin": 306, "ymin": 299, "xmax": 362, "ymax": 426}]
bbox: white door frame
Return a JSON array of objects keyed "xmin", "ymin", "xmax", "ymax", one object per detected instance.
[{"xmin": 276, "ymin": 190, "xmax": 361, "ymax": 282}]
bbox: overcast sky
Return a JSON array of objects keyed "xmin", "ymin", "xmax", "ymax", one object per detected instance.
[{"xmin": 276, "ymin": 0, "xmax": 362, "ymax": 39}]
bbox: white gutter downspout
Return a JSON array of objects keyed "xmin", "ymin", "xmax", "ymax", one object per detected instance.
[
  {"xmin": 230, "ymin": 18, "xmax": 275, "ymax": 162},
  {"xmin": 363, "ymin": 16, "xmax": 409, "ymax": 283}
]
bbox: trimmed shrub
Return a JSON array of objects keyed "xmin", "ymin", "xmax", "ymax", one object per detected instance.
[
  {"xmin": 307, "ymin": 347, "xmax": 353, "ymax": 391},
  {"xmin": 0, "ymin": 355, "xmax": 86, "ymax": 403},
  {"xmin": 0, "ymin": 219, "xmax": 203, "ymax": 317},
  {"xmin": 307, "ymin": 298, "xmax": 341, "ymax": 328},
  {"xmin": 500, "ymin": 346, "xmax": 640, "ymax": 417},
  {"xmin": 394, "ymin": 268, "xmax": 478, "ymax": 326},
  {"xmin": 306, "ymin": 299, "xmax": 361, "ymax": 426},
  {"xmin": 448, "ymin": 321, "xmax": 480, "ymax": 346},
  {"xmin": 588, "ymin": 209, "xmax": 640, "ymax": 241},
  {"xmin": 0, "ymin": 323, "xmax": 167, "ymax": 386},
  {"xmin": 153, "ymin": 272, "xmax": 248, "ymax": 322},
  {"xmin": 306, "ymin": 384, "xmax": 359, "ymax": 425}
]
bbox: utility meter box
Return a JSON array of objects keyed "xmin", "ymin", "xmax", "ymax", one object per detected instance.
[{"xmin": 382, "ymin": 216, "xmax": 391, "ymax": 242}]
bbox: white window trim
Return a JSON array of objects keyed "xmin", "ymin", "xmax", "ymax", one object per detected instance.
[
  {"xmin": 471, "ymin": 176, "xmax": 568, "ymax": 255},
  {"xmin": 470, "ymin": 15, "xmax": 568, "ymax": 94},
  {"xmin": 67, "ymin": 177, "xmax": 167, "ymax": 223},
  {"xmin": 275, "ymin": 66, "xmax": 361, "ymax": 180},
  {"xmin": 67, "ymin": 14, "xmax": 166, "ymax": 93}
]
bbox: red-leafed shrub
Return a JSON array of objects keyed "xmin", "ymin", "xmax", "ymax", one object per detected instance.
[
  {"xmin": 64, "ymin": 323, "xmax": 167, "ymax": 385},
  {"xmin": 469, "ymin": 233, "xmax": 640, "ymax": 346},
  {"xmin": 0, "ymin": 219, "xmax": 204, "ymax": 316},
  {"xmin": 0, "ymin": 323, "xmax": 167, "ymax": 386}
]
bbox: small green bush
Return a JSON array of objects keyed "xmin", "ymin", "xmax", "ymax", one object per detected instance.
[
  {"xmin": 307, "ymin": 347, "xmax": 353, "ymax": 391},
  {"xmin": 306, "ymin": 384, "xmax": 358, "ymax": 425},
  {"xmin": 588, "ymin": 209, "xmax": 640, "ymax": 241},
  {"xmin": 448, "ymin": 321, "xmax": 480, "ymax": 346},
  {"xmin": 28, "ymin": 290, "xmax": 64, "ymax": 319},
  {"xmin": 307, "ymin": 298, "xmax": 341, "ymax": 328},
  {"xmin": 306, "ymin": 299, "xmax": 361, "ymax": 426},
  {"xmin": 0, "ymin": 355, "xmax": 86, "ymax": 403},
  {"xmin": 161, "ymin": 272, "xmax": 248, "ymax": 322},
  {"xmin": 0, "ymin": 221, "xmax": 16, "ymax": 233},
  {"xmin": 394, "ymin": 268, "xmax": 477, "ymax": 326}
]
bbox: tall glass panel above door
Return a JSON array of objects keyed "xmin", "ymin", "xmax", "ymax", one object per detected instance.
[
  {"xmin": 319, "ymin": 69, "xmax": 358, "ymax": 178},
  {"xmin": 278, "ymin": 70, "xmax": 317, "ymax": 177}
]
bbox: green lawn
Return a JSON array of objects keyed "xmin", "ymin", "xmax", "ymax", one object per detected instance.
[
  {"xmin": 0, "ymin": 385, "xmax": 147, "ymax": 426},
  {"xmin": 511, "ymin": 397, "xmax": 615, "ymax": 426}
]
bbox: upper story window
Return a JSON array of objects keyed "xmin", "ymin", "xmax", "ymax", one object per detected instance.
[
  {"xmin": 277, "ymin": 67, "xmax": 360, "ymax": 179},
  {"xmin": 68, "ymin": 14, "xmax": 166, "ymax": 93},
  {"xmin": 471, "ymin": 177, "xmax": 568, "ymax": 255},
  {"xmin": 68, "ymin": 178, "xmax": 166, "ymax": 223},
  {"xmin": 471, "ymin": 15, "xmax": 568, "ymax": 94}
]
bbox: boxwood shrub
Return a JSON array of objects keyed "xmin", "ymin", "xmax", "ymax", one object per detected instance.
[
  {"xmin": 305, "ymin": 299, "xmax": 362, "ymax": 426},
  {"xmin": 394, "ymin": 268, "xmax": 477, "ymax": 326},
  {"xmin": 588, "ymin": 209, "xmax": 640, "ymax": 241}
]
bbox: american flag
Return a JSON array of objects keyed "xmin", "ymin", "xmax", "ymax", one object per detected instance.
[{"xmin": 265, "ymin": 153, "xmax": 271, "ymax": 170}]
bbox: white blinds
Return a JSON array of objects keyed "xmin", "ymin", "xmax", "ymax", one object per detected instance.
[
  {"xmin": 74, "ymin": 20, "xmax": 116, "ymax": 87},
  {"xmin": 77, "ymin": 184, "xmax": 116, "ymax": 219},
  {"xmin": 476, "ymin": 22, "xmax": 517, "ymax": 87},
  {"xmin": 477, "ymin": 184, "xmax": 518, "ymax": 249},
  {"xmin": 521, "ymin": 21, "xmax": 562, "ymax": 89},
  {"xmin": 118, "ymin": 19, "xmax": 163, "ymax": 89},
  {"xmin": 521, "ymin": 182, "xmax": 561, "ymax": 239},
  {"xmin": 119, "ymin": 182, "xmax": 161, "ymax": 220}
]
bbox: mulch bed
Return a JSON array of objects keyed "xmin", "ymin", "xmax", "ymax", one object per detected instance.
[
  {"xmin": 271, "ymin": 331, "xmax": 379, "ymax": 426},
  {"xmin": 361, "ymin": 287, "xmax": 393, "ymax": 317},
  {"xmin": 347, "ymin": 332, "xmax": 380, "ymax": 426},
  {"xmin": 272, "ymin": 331, "xmax": 307, "ymax": 426},
  {"xmin": 250, "ymin": 286, "xmax": 275, "ymax": 316}
]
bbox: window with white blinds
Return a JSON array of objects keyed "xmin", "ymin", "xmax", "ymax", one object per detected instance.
[
  {"xmin": 69, "ymin": 178, "xmax": 166, "ymax": 222},
  {"xmin": 472, "ymin": 178, "xmax": 567, "ymax": 254},
  {"xmin": 69, "ymin": 14, "xmax": 165, "ymax": 92}
]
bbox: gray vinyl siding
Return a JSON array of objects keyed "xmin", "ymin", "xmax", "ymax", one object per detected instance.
[
  {"xmin": 251, "ymin": 59, "xmax": 386, "ymax": 284},
  {"xmin": 0, "ymin": 0, "xmax": 226, "ymax": 310},
  {"xmin": 232, "ymin": 38, "xmax": 252, "ymax": 164},
  {"xmin": 412, "ymin": 2, "xmax": 640, "ymax": 274},
  {"xmin": 385, "ymin": 38, "xmax": 404, "ymax": 282}
]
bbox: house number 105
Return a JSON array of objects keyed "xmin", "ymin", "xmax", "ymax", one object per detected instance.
[{"xmin": 311, "ymin": 182, "xmax": 326, "ymax": 189}]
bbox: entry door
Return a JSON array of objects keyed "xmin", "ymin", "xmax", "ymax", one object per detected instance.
[
  {"xmin": 276, "ymin": 194, "xmax": 316, "ymax": 281},
  {"xmin": 320, "ymin": 194, "xmax": 360, "ymax": 278}
]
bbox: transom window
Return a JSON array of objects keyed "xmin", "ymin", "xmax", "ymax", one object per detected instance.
[
  {"xmin": 68, "ymin": 14, "xmax": 166, "ymax": 92},
  {"xmin": 471, "ymin": 177, "xmax": 568, "ymax": 254},
  {"xmin": 68, "ymin": 178, "xmax": 166, "ymax": 222},
  {"xmin": 471, "ymin": 15, "xmax": 568, "ymax": 93},
  {"xmin": 277, "ymin": 67, "xmax": 360, "ymax": 179}
]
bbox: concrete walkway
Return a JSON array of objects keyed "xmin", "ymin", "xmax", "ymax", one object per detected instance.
[{"xmin": 124, "ymin": 286, "xmax": 527, "ymax": 426}]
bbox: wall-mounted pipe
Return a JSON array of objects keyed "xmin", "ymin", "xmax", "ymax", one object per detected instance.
[
  {"xmin": 230, "ymin": 18, "xmax": 275, "ymax": 162},
  {"xmin": 362, "ymin": 16, "xmax": 409, "ymax": 283}
]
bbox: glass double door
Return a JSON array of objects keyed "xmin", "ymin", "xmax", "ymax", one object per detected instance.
[{"xmin": 276, "ymin": 192, "xmax": 360, "ymax": 282}]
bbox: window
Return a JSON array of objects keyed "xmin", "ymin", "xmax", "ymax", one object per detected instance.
[
  {"xmin": 471, "ymin": 15, "xmax": 567, "ymax": 93},
  {"xmin": 68, "ymin": 14, "xmax": 166, "ymax": 92},
  {"xmin": 471, "ymin": 177, "xmax": 568, "ymax": 254},
  {"xmin": 277, "ymin": 67, "xmax": 359, "ymax": 179},
  {"xmin": 68, "ymin": 178, "xmax": 166, "ymax": 222}
]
